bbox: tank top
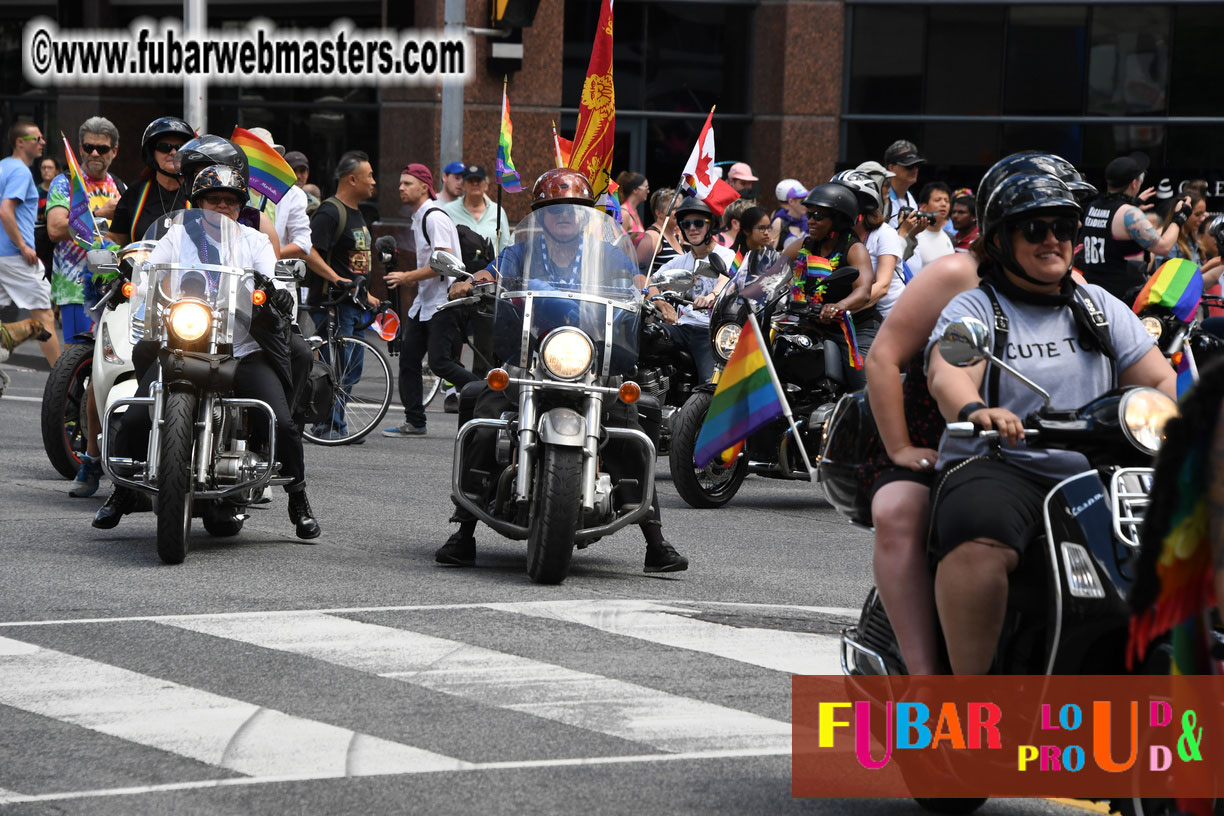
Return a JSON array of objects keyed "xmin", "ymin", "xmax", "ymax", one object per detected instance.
[
  {"xmin": 1079, "ymin": 194, "xmax": 1147, "ymax": 302},
  {"xmin": 645, "ymin": 224, "xmax": 681, "ymax": 273}
]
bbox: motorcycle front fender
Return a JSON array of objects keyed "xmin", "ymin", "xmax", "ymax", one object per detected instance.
[{"xmin": 537, "ymin": 407, "xmax": 586, "ymax": 447}]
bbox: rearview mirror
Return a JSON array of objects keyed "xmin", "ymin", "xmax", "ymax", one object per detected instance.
[
  {"xmin": 274, "ymin": 259, "xmax": 307, "ymax": 283},
  {"xmin": 649, "ymin": 268, "xmax": 694, "ymax": 293},
  {"xmin": 707, "ymin": 253, "xmax": 727, "ymax": 276},
  {"xmin": 86, "ymin": 248, "xmax": 119, "ymax": 275},
  {"xmin": 429, "ymin": 250, "xmax": 467, "ymax": 279},
  {"xmin": 938, "ymin": 317, "xmax": 991, "ymax": 367}
]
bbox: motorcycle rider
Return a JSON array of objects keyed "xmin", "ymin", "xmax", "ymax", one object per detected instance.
[
  {"xmin": 831, "ymin": 169, "xmax": 906, "ymax": 319},
  {"xmin": 175, "ymin": 134, "xmax": 282, "ymax": 258},
  {"xmin": 651, "ymin": 197, "xmax": 733, "ymax": 382},
  {"xmin": 106, "ymin": 117, "xmax": 195, "ymax": 247},
  {"xmin": 436, "ymin": 168, "xmax": 688, "ymax": 573},
  {"xmin": 926, "ymin": 172, "xmax": 1173, "ymax": 675},
  {"xmin": 93, "ymin": 165, "xmax": 321, "ymax": 540}
]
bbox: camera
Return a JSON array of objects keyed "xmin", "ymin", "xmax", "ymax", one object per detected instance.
[{"xmin": 899, "ymin": 206, "xmax": 938, "ymax": 226}]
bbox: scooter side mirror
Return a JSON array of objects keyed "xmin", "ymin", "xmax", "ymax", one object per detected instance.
[
  {"xmin": 86, "ymin": 248, "xmax": 120, "ymax": 276},
  {"xmin": 649, "ymin": 268, "xmax": 694, "ymax": 293},
  {"xmin": 430, "ymin": 250, "xmax": 468, "ymax": 279},
  {"xmin": 707, "ymin": 253, "xmax": 727, "ymax": 276},
  {"xmin": 938, "ymin": 317, "xmax": 991, "ymax": 367}
]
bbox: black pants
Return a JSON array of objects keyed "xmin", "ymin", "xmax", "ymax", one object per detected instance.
[
  {"xmin": 288, "ymin": 329, "xmax": 313, "ymax": 426},
  {"xmin": 114, "ymin": 346, "xmax": 306, "ymax": 493},
  {"xmin": 454, "ymin": 383, "xmax": 662, "ymax": 532},
  {"xmin": 399, "ymin": 310, "xmax": 478, "ymax": 428}
]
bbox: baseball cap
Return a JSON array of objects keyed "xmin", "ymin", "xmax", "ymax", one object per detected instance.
[
  {"xmin": 856, "ymin": 160, "xmax": 896, "ymax": 183},
  {"xmin": 1104, "ymin": 152, "xmax": 1150, "ymax": 188},
  {"xmin": 461, "ymin": 164, "xmax": 488, "ymax": 180},
  {"xmin": 247, "ymin": 127, "xmax": 285, "ymax": 155},
  {"xmin": 727, "ymin": 162, "xmax": 758, "ymax": 182},
  {"xmin": 443, "ymin": 160, "xmax": 466, "ymax": 176},
  {"xmin": 774, "ymin": 178, "xmax": 809, "ymax": 202},
  {"xmin": 283, "ymin": 151, "xmax": 309, "ymax": 170},
  {"xmin": 884, "ymin": 139, "xmax": 925, "ymax": 167},
  {"xmin": 402, "ymin": 163, "xmax": 436, "ymax": 198}
]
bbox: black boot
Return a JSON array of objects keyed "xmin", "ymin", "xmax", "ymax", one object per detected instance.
[
  {"xmin": 287, "ymin": 490, "xmax": 321, "ymax": 541},
  {"xmin": 93, "ymin": 487, "xmax": 138, "ymax": 529},
  {"xmin": 436, "ymin": 519, "xmax": 477, "ymax": 566},
  {"xmin": 644, "ymin": 540, "xmax": 688, "ymax": 573}
]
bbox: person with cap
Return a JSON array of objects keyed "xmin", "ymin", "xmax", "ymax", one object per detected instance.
[
  {"xmin": 438, "ymin": 160, "xmax": 466, "ymax": 204},
  {"xmin": 1079, "ymin": 151, "xmax": 1191, "ymax": 302},
  {"xmin": 881, "ymin": 139, "xmax": 925, "ymax": 230},
  {"xmin": 725, "ymin": 162, "xmax": 758, "ymax": 198},
  {"xmin": 443, "ymin": 164, "xmax": 511, "ymax": 255},
  {"xmin": 769, "ymin": 179, "xmax": 809, "ymax": 250},
  {"xmin": 283, "ymin": 150, "xmax": 321, "ymax": 214},
  {"xmin": 382, "ymin": 163, "xmax": 468, "ymax": 438}
]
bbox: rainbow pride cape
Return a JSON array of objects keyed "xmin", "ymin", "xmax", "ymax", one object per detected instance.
[
  {"xmin": 497, "ymin": 87, "xmax": 523, "ymax": 193},
  {"xmin": 231, "ymin": 127, "xmax": 295, "ymax": 204},
  {"xmin": 693, "ymin": 313, "xmax": 784, "ymax": 469},
  {"xmin": 1132, "ymin": 258, "xmax": 1202, "ymax": 323}
]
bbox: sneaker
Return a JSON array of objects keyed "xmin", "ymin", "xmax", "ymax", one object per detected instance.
[
  {"xmin": 69, "ymin": 455, "xmax": 103, "ymax": 498},
  {"xmin": 436, "ymin": 531, "xmax": 476, "ymax": 566},
  {"xmin": 644, "ymin": 540, "xmax": 688, "ymax": 573},
  {"xmin": 382, "ymin": 422, "xmax": 426, "ymax": 438},
  {"xmin": 443, "ymin": 393, "xmax": 460, "ymax": 414},
  {"xmin": 315, "ymin": 428, "xmax": 350, "ymax": 441}
]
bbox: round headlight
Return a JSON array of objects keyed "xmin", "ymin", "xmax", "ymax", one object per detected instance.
[
  {"xmin": 169, "ymin": 301, "xmax": 211, "ymax": 343},
  {"xmin": 714, "ymin": 323, "xmax": 741, "ymax": 361},
  {"xmin": 1120, "ymin": 387, "xmax": 1178, "ymax": 455},
  {"xmin": 540, "ymin": 328, "xmax": 594, "ymax": 380},
  {"xmin": 1141, "ymin": 316, "xmax": 1163, "ymax": 341}
]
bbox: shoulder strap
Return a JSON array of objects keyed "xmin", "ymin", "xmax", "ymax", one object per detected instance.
[
  {"xmin": 1072, "ymin": 284, "xmax": 1119, "ymax": 384},
  {"xmin": 322, "ymin": 197, "xmax": 347, "ymax": 251},
  {"xmin": 977, "ymin": 282, "xmax": 1010, "ymax": 407}
]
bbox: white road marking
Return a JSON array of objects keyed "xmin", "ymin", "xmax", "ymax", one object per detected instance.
[
  {"xmin": 161, "ymin": 612, "xmax": 793, "ymax": 754},
  {"xmin": 485, "ymin": 599, "xmax": 843, "ymax": 675},
  {"xmin": 0, "ymin": 638, "xmax": 469, "ymax": 778}
]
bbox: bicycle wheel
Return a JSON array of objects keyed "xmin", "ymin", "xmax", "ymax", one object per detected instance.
[
  {"xmin": 303, "ymin": 336, "xmax": 392, "ymax": 445},
  {"xmin": 422, "ymin": 359, "xmax": 442, "ymax": 408}
]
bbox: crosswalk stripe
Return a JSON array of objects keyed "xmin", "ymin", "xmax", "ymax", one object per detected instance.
[
  {"xmin": 484, "ymin": 599, "xmax": 844, "ymax": 675},
  {"xmin": 0, "ymin": 635, "xmax": 469, "ymax": 778},
  {"xmin": 160, "ymin": 613, "xmax": 793, "ymax": 753}
]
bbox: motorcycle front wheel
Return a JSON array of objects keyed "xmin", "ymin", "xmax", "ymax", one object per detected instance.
[
  {"xmin": 41, "ymin": 341, "xmax": 93, "ymax": 479},
  {"xmin": 156, "ymin": 390, "xmax": 197, "ymax": 565},
  {"xmin": 526, "ymin": 444, "xmax": 581, "ymax": 584},
  {"xmin": 668, "ymin": 389, "xmax": 748, "ymax": 509}
]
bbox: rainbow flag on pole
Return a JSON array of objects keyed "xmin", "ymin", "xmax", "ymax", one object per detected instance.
[
  {"xmin": 693, "ymin": 313, "xmax": 785, "ymax": 469},
  {"xmin": 1132, "ymin": 258, "xmax": 1202, "ymax": 323},
  {"xmin": 497, "ymin": 84, "xmax": 522, "ymax": 193},
  {"xmin": 231, "ymin": 127, "xmax": 295, "ymax": 204},
  {"xmin": 61, "ymin": 135, "xmax": 104, "ymax": 251}
]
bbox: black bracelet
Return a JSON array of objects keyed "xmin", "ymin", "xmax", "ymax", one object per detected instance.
[{"xmin": 958, "ymin": 401, "xmax": 987, "ymax": 423}]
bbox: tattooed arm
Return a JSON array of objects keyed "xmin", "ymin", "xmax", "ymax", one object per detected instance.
[{"xmin": 1115, "ymin": 203, "xmax": 1180, "ymax": 257}]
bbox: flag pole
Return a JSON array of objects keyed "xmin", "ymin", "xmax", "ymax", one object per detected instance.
[{"xmin": 745, "ymin": 311, "xmax": 816, "ymax": 480}]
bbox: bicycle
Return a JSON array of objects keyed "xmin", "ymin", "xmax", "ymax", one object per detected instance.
[{"xmin": 302, "ymin": 278, "xmax": 394, "ymax": 446}]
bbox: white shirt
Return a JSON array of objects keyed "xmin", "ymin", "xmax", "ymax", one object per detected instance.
[
  {"xmin": 886, "ymin": 188, "xmax": 917, "ymax": 229},
  {"xmin": 657, "ymin": 244, "xmax": 736, "ymax": 327},
  {"xmin": 866, "ymin": 224, "xmax": 906, "ymax": 318},
  {"xmin": 410, "ymin": 198, "xmax": 462, "ymax": 322},
  {"xmin": 915, "ymin": 227, "xmax": 955, "ymax": 267},
  {"xmin": 273, "ymin": 185, "xmax": 312, "ymax": 254}
]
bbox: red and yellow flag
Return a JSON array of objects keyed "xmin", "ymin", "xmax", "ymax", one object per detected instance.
[{"xmin": 567, "ymin": 0, "xmax": 614, "ymax": 196}]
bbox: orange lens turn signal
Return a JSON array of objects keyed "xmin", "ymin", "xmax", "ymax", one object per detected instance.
[
  {"xmin": 487, "ymin": 368, "xmax": 510, "ymax": 391},
  {"xmin": 121, "ymin": 281, "xmax": 134, "ymax": 298},
  {"xmin": 251, "ymin": 290, "xmax": 267, "ymax": 306},
  {"xmin": 618, "ymin": 381, "xmax": 641, "ymax": 404}
]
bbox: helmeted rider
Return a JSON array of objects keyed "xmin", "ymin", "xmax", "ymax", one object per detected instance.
[
  {"xmin": 175, "ymin": 134, "xmax": 282, "ymax": 258},
  {"xmin": 93, "ymin": 164, "xmax": 321, "ymax": 540},
  {"xmin": 651, "ymin": 196, "xmax": 734, "ymax": 382},
  {"xmin": 436, "ymin": 168, "xmax": 688, "ymax": 573},
  {"xmin": 925, "ymin": 171, "xmax": 1174, "ymax": 675},
  {"xmin": 831, "ymin": 168, "xmax": 908, "ymax": 320},
  {"xmin": 106, "ymin": 117, "xmax": 195, "ymax": 246}
]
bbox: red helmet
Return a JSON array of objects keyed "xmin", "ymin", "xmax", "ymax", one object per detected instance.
[{"xmin": 531, "ymin": 168, "xmax": 595, "ymax": 210}]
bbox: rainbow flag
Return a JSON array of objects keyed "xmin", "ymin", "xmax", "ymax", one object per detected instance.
[
  {"xmin": 61, "ymin": 135, "xmax": 102, "ymax": 251},
  {"xmin": 231, "ymin": 127, "xmax": 295, "ymax": 204},
  {"xmin": 728, "ymin": 250, "xmax": 744, "ymax": 281},
  {"xmin": 793, "ymin": 250, "xmax": 834, "ymax": 302},
  {"xmin": 1132, "ymin": 258, "xmax": 1202, "ymax": 323},
  {"xmin": 496, "ymin": 86, "xmax": 522, "ymax": 193},
  {"xmin": 840, "ymin": 311, "xmax": 864, "ymax": 370},
  {"xmin": 693, "ymin": 314, "xmax": 785, "ymax": 469},
  {"xmin": 1173, "ymin": 350, "xmax": 1196, "ymax": 398}
]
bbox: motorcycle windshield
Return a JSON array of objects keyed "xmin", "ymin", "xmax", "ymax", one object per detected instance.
[
  {"xmin": 491, "ymin": 204, "xmax": 641, "ymax": 376},
  {"xmin": 129, "ymin": 210, "xmax": 255, "ymax": 348},
  {"xmin": 711, "ymin": 252, "xmax": 794, "ymax": 325}
]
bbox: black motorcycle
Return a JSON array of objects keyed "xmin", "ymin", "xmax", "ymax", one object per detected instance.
[{"xmin": 668, "ymin": 255, "xmax": 859, "ymax": 508}]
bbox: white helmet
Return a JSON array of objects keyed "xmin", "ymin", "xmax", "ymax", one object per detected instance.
[{"xmin": 775, "ymin": 178, "xmax": 809, "ymax": 203}]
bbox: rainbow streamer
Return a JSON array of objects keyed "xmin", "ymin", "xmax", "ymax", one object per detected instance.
[
  {"xmin": 497, "ymin": 87, "xmax": 523, "ymax": 193},
  {"xmin": 840, "ymin": 311, "xmax": 864, "ymax": 370},
  {"xmin": 231, "ymin": 127, "xmax": 295, "ymax": 204},
  {"xmin": 1132, "ymin": 258, "xmax": 1202, "ymax": 323}
]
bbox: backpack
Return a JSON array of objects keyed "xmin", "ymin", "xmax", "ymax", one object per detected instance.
[{"xmin": 421, "ymin": 208, "xmax": 496, "ymax": 275}]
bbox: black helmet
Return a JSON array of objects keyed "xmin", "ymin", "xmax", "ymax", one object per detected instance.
[
  {"xmin": 675, "ymin": 197, "xmax": 713, "ymax": 220},
  {"xmin": 140, "ymin": 116, "xmax": 194, "ymax": 166},
  {"xmin": 802, "ymin": 183, "xmax": 860, "ymax": 229},
  {"xmin": 829, "ymin": 169, "xmax": 882, "ymax": 214},
  {"xmin": 976, "ymin": 151, "xmax": 1093, "ymax": 225},
  {"xmin": 1207, "ymin": 214, "xmax": 1224, "ymax": 247},
  {"xmin": 177, "ymin": 135, "xmax": 249, "ymax": 190},
  {"xmin": 982, "ymin": 173, "xmax": 1080, "ymax": 283},
  {"xmin": 190, "ymin": 164, "xmax": 249, "ymax": 206}
]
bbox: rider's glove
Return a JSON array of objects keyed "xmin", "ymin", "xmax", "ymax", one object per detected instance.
[
  {"xmin": 269, "ymin": 288, "xmax": 296, "ymax": 316},
  {"xmin": 1170, "ymin": 206, "xmax": 1191, "ymax": 228}
]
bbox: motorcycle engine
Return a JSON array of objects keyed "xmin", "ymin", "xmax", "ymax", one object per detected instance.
[
  {"xmin": 214, "ymin": 450, "xmax": 260, "ymax": 484},
  {"xmin": 636, "ymin": 368, "xmax": 670, "ymax": 401}
]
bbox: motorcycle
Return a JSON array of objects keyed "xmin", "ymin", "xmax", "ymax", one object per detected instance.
[
  {"xmin": 821, "ymin": 315, "xmax": 1181, "ymax": 815},
  {"xmin": 96, "ymin": 210, "xmax": 298, "ymax": 564},
  {"xmin": 441, "ymin": 203, "xmax": 656, "ymax": 584},
  {"xmin": 667, "ymin": 254, "xmax": 860, "ymax": 508}
]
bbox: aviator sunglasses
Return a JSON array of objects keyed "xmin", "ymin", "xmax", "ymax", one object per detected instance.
[{"xmin": 1015, "ymin": 216, "xmax": 1078, "ymax": 244}]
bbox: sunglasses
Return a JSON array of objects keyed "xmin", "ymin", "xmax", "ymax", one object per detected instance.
[
  {"xmin": 81, "ymin": 142, "xmax": 112, "ymax": 155},
  {"xmin": 679, "ymin": 218, "xmax": 709, "ymax": 230},
  {"xmin": 154, "ymin": 141, "xmax": 182, "ymax": 154},
  {"xmin": 1015, "ymin": 216, "xmax": 1078, "ymax": 244},
  {"xmin": 200, "ymin": 192, "xmax": 242, "ymax": 207},
  {"xmin": 18, "ymin": 134, "xmax": 46, "ymax": 143},
  {"xmin": 806, "ymin": 210, "xmax": 832, "ymax": 222}
]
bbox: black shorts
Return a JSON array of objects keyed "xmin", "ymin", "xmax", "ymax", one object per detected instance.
[
  {"xmin": 929, "ymin": 458, "xmax": 1055, "ymax": 562},
  {"xmin": 869, "ymin": 466, "xmax": 935, "ymax": 502}
]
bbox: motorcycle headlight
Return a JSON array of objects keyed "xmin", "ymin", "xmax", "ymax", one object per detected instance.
[
  {"xmin": 1120, "ymin": 387, "xmax": 1178, "ymax": 455},
  {"xmin": 540, "ymin": 328, "xmax": 594, "ymax": 381},
  {"xmin": 1140, "ymin": 316, "xmax": 1163, "ymax": 341},
  {"xmin": 168, "ymin": 301, "xmax": 211, "ymax": 343},
  {"xmin": 714, "ymin": 323, "xmax": 741, "ymax": 361}
]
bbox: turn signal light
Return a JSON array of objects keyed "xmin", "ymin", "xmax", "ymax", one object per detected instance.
[
  {"xmin": 618, "ymin": 381, "xmax": 641, "ymax": 404},
  {"xmin": 121, "ymin": 281, "xmax": 134, "ymax": 299},
  {"xmin": 487, "ymin": 368, "xmax": 510, "ymax": 391},
  {"xmin": 251, "ymin": 289, "xmax": 267, "ymax": 306}
]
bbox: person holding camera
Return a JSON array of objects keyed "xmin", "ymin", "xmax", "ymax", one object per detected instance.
[
  {"xmin": 909, "ymin": 182, "xmax": 955, "ymax": 274},
  {"xmin": 883, "ymin": 140, "xmax": 924, "ymax": 229}
]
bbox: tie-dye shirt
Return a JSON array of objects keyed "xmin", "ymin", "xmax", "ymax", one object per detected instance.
[{"xmin": 45, "ymin": 172, "xmax": 122, "ymax": 306}]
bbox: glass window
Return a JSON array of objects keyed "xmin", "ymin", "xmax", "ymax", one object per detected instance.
[
  {"xmin": 1086, "ymin": 6, "xmax": 1170, "ymax": 117},
  {"xmin": 847, "ymin": 6, "xmax": 926, "ymax": 115},
  {"xmin": 924, "ymin": 6, "xmax": 1005, "ymax": 116},
  {"xmin": 1168, "ymin": 6, "xmax": 1214, "ymax": 117},
  {"xmin": 1002, "ymin": 6, "xmax": 1087, "ymax": 116}
]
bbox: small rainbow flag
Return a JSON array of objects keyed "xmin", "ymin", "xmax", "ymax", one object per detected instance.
[
  {"xmin": 231, "ymin": 127, "xmax": 295, "ymax": 204},
  {"xmin": 1132, "ymin": 258, "xmax": 1202, "ymax": 323},
  {"xmin": 694, "ymin": 314, "xmax": 785, "ymax": 469},
  {"xmin": 840, "ymin": 311, "xmax": 864, "ymax": 370},
  {"xmin": 497, "ymin": 85, "xmax": 523, "ymax": 193},
  {"xmin": 793, "ymin": 250, "xmax": 834, "ymax": 303},
  {"xmin": 61, "ymin": 135, "xmax": 102, "ymax": 251},
  {"xmin": 1172, "ymin": 350, "xmax": 1196, "ymax": 398},
  {"xmin": 728, "ymin": 250, "xmax": 744, "ymax": 281}
]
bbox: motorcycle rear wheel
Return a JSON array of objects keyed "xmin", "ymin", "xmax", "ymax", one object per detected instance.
[
  {"xmin": 668, "ymin": 389, "xmax": 748, "ymax": 509},
  {"xmin": 526, "ymin": 444, "xmax": 581, "ymax": 584},
  {"xmin": 156, "ymin": 390, "xmax": 197, "ymax": 565},
  {"xmin": 41, "ymin": 341, "xmax": 93, "ymax": 479}
]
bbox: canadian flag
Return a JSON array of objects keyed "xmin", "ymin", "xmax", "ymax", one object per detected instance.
[{"xmin": 680, "ymin": 110, "xmax": 740, "ymax": 216}]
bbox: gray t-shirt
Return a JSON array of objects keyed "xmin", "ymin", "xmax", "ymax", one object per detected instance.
[{"xmin": 926, "ymin": 283, "xmax": 1155, "ymax": 480}]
